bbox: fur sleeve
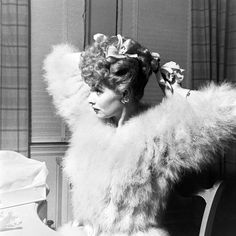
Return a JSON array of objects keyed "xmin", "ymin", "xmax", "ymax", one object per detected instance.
[
  {"xmin": 143, "ymin": 83, "xmax": 236, "ymax": 183},
  {"xmin": 43, "ymin": 44, "xmax": 91, "ymax": 128}
]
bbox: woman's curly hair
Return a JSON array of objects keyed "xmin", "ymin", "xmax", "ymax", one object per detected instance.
[{"xmin": 79, "ymin": 34, "xmax": 159, "ymax": 101}]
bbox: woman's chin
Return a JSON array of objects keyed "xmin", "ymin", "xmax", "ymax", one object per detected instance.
[
  {"xmin": 95, "ymin": 113, "xmax": 115, "ymax": 122},
  {"xmin": 94, "ymin": 112, "xmax": 108, "ymax": 119},
  {"xmin": 92, "ymin": 110, "xmax": 117, "ymax": 121}
]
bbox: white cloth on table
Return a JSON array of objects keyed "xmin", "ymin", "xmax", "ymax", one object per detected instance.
[{"xmin": 0, "ymin": 150, "xmax": 48, "ymax": 209}]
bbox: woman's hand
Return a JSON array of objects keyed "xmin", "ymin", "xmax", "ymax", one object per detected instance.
[{"xmin": 154, "ymin": 69, "xmax": 175, "ymax": 98}]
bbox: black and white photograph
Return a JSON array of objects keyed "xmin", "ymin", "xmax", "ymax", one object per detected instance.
[{"xmin": 0, "ymin": 0, "xmax": 236, "ymax": 235}]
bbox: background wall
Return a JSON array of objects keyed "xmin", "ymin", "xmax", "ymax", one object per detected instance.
[{"xmin": 31, "ymin": 0, "xmax": 84, "ymax": 143}]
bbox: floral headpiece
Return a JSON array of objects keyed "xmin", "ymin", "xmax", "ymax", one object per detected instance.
[
  {"xmin": 160, "ymin": 61, "xmax": 185, "ymax": 84},
  {"xmin": 94, "ymin": 33, "xmax": 138, "ymax": 59},
  {"xmin": 93, "ymin": 33, "xmax": 160, "ymax": 72}
]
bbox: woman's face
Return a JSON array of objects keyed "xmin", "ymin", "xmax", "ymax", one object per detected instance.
[{"xmin": 88, "ymin": 85, "xmax": 124, "ymax": 119}]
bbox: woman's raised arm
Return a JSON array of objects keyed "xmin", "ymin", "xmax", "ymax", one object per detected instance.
[
  {"xmin": 150, "ymin": 80, "xmax": 236, "ymax": 184},
  {"xmin": 43, "ymin": 44, "xmax": 91, "ymax": 129}
]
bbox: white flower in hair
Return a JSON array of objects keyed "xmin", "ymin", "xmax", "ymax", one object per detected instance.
[
  {"xmin": 161, "ymin": 61, "xmax": 185, "ymax": 83},
  {"xmin": 161, "ymin": 61, "xmax": 184, "ymax": 73},
  {"xmin": 94, "ymin": 33, "xmax": 138, "ymax": 59},
  {"xmin": 93, "ymin": 33, "xmax": 108, "ymax": 43}
]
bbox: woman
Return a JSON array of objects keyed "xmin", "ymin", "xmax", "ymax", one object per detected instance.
[{"xmin": 44, "ymin": 33, "xmax": 236, "ymax": 236}]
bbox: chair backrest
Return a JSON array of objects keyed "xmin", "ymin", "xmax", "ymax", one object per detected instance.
[{"xmin": 194, "ymin": 181, "xmax": 224, "ymax": 236}]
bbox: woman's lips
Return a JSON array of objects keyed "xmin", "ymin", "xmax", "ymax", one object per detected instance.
[{"xmin": 92, "ymin": 107, "xmax": 100, "ymax": 113}]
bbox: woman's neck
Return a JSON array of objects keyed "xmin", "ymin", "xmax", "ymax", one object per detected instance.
[{"xmin": 114, "ymin": 101, "xmax": 140, "ymax": 127}]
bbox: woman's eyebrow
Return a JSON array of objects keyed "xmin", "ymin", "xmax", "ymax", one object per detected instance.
[{"xmin": 91, "ymin": 84, "xmax": 104, "ymax": 92}]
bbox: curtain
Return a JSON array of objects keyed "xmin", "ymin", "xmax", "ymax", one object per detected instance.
[
  {"xmin": 192, "ymin": 0, "xmax": 226, "ymax": 87},
  {"xmin": 192, "ymin": 0, "xmax": 236, "ymax": 86},
  {"xmin": 192, "ymin": 0, "xmax": 236, "ymax": 177},
  {"xmin": 0, "ymin": 0, "xmax": 29, "ymax": 156},
  {"xmin": 224, "ymin": 0, "xmax": 236, "ymax": 178}
]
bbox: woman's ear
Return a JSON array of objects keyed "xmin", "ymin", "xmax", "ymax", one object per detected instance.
[{"xmin": 121, "ymin": 89, "xmax": 130, "ymax": 104}]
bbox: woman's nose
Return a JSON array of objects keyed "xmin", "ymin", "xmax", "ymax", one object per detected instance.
[
  {"xmin": 88, "ymin": 92, "xmax": 96, "ymax": 106},
  {"xmin": 89, "ymin": 101, "xmax": 95, "ymax": 106}
]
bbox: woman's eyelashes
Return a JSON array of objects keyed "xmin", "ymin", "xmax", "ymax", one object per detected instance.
[
  {"xmin": 91, "ymin": 87, "xmax": 104, "ymax": 95},
  {"xmin": 96, "ymin": 88, "xmax": 103, "ymax": 95}
]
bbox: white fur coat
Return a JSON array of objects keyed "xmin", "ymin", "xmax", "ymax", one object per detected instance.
[{"xmin": 43, "ymin": 45, "xmax": 236, "ymax": 236}]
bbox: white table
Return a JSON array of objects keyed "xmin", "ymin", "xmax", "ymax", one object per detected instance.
[{"xmin": 0, "ymin": 203, "xmax": 61, "ymax": 236}]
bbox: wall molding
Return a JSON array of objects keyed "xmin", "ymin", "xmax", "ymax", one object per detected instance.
[{"xmin": 30, "ymin": 143, "xmax": 71, "ymax": 228}]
